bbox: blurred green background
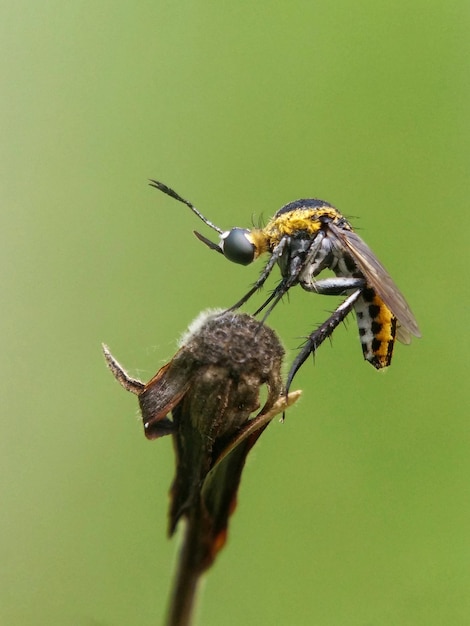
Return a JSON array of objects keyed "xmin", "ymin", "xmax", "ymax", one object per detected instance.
[{"xmin": 1, "ymin": 1, "xmax": 468, "ymax": 625}]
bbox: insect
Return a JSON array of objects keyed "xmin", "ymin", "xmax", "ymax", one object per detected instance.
[{"xmin": 150, "ymin": 180, "xmax": 421, "ymax": 375}]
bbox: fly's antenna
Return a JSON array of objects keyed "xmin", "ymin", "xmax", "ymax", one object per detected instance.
[{"xmin": 149, "ymin": 179, "xmax": 223, "ymax": 234}]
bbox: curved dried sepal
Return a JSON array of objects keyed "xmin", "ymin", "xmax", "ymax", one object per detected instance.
[
  {"xmin": 212, "ymin": 390, "xmax": 302, "ymax": 470},
  {"xmin": 102, "ymin": 344, "xmax": 144, "ymax": 394}
]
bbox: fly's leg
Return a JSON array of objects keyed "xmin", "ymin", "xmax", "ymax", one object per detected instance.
[
  {"xmin": 286, "ymin": 289, "xmax": 363, "ymax": 393},
  {"xmin": 301, "ymin": 276, "xmax": 365, "ymax": 295},
  {"xmin": 229, "ymin": 237, "xmax": 290, "ymax": 310}
]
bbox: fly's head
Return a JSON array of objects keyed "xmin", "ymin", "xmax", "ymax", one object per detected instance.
[{"xmin": 194, "ymin": 227, "xmax": 265, "ymax": 266}]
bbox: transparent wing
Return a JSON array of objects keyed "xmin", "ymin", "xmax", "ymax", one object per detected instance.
[{"xmin": 329, "ymin": 225, "xmax": 421, "ymax": 339}]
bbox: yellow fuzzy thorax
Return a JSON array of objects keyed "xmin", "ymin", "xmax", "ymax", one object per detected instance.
[{"xmin": 247, "ymin": 206, "xmax": 350, "ymax": 257}]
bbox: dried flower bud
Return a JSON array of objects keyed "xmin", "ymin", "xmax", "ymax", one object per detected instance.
[{"xmin": 103, "ymin": 310, "xmax": 300, "ymax": 571}]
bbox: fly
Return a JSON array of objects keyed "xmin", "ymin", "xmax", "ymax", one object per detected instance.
[{"xmin": 150, "ymin": 180, "xmax": 421, "ymax": 375}]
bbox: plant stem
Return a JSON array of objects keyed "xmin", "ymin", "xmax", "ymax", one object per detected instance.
[{"xmin": 165, "ymin": 513, "xmax": 205, "ymax": 626}]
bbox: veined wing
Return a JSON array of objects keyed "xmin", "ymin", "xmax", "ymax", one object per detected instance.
[{"xmin": 329, "ymin": 225, "xmax": 421, "ymax": 341}]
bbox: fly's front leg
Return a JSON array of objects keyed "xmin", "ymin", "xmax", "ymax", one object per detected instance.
[
  {"xmin": 230, "ymin": 237, "xmax": 289, "ymax": 310},
  {"xmin": 300, "ymin": 276, "xmax": 365, "ymax": 295}
]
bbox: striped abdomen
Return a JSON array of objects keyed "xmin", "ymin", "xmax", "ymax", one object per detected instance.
[{"xmin": 354, "ymin": 287, "xmax": 397, "ymax": 369}]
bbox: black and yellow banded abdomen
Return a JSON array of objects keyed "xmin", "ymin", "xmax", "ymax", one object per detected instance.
[{"xmin": 354, "ymin": 287, "xmax": 397, "ymax": 369}]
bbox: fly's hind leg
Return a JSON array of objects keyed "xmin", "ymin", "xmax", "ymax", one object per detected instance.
[
  {"xmin": 286, "ymin": 289, "xmax": 362, "ymax": 393},
  {"xmin": 300, "ymin": 276, "xmax": 365, "ymax": 295}
]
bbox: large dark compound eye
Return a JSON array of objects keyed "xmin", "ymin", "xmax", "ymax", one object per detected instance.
[{"xmin": 221, "ymin": 228, "xmax": 256, "ymax": 265}]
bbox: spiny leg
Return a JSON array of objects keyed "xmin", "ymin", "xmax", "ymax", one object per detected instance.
[
  {"xmin": 286, "ymin": 289, "xmax": 362, "ymax": 393},
  {"xmin": 254, "ymin": 277, "xmax": 365, "ymax": 319},
  {"xmin": 255, "ymin": 260, "xmax": 303, "ymax": 320},
  {"xmin": 253, "ymin": 279, "xmax": 289, "ymax": 317},
  {"xmin": 229, "ymin": 237, "xmax": 289, "ymax": 311},
  {"xmin": 253, "ymin": 237, "xmax": 328, "ymax": 320}
]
